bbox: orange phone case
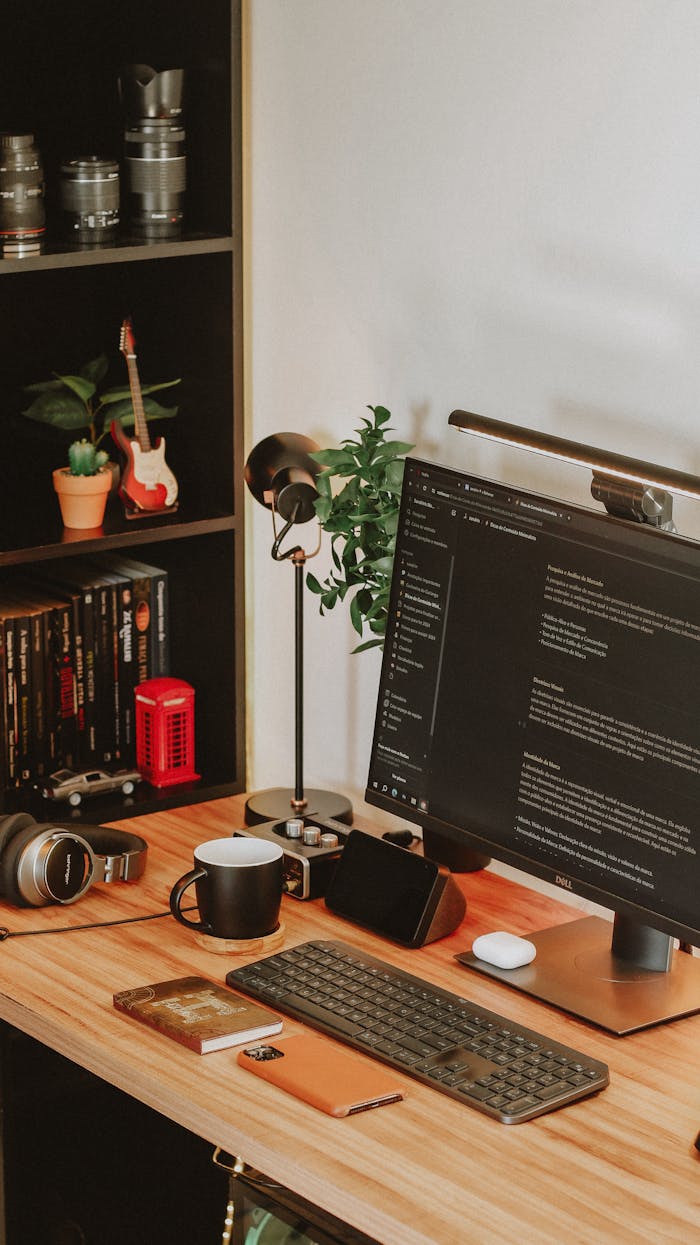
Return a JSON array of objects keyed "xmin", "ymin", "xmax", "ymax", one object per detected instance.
[{"xmin": 237, "ymin": 1032, "xmax": 405, "ymax": 1116}]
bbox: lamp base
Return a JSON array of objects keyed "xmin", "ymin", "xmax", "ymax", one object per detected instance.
[{"xmin": 244, "ymin": 787, "xmax": 353, "ymax": 827}]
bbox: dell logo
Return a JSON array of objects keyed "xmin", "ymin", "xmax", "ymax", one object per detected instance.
[{"xmin": 555, "ymin": 874, "xmax": 572, "ymax": 890}]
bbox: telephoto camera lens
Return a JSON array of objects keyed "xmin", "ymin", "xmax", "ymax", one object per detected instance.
[
  {"xmin": 0, "ymin": 132, "xmax": 46, "ymax": 257},
  {"xmin": 59, "ymin": 157, "xmax": 120, "ymax": 243},
  {"xmin": 124, "ymin": 118, "xmax": 186, "ymax": 237}
]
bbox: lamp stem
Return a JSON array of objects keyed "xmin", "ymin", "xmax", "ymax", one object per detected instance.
[{"xmin": 292, "ymin": 551, "xmax": 307, "ymax": 812}]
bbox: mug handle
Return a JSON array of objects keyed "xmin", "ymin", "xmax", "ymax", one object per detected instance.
[{"xmin": 169, "ymin": 867, "xmax": 210, "ymax": 932}]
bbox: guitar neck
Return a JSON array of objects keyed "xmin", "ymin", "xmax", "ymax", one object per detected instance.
[{"xmin": 125, "ymin": 353, "xmax": 151, "ymax": 451}]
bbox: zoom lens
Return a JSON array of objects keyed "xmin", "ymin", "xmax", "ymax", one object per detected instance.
[
  {"xmin": 0, "ymin": 132, "xmax": 46, "ymax": 257},
  {"xmin": 59, "ymin": 157, "xmax": 120, "ymax": 242},
  {"xmin": 124, "ymin": 119, "xmax": 186, "ymax": 237}
]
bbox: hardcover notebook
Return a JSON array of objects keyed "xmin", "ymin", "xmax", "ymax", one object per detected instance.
[{"xmin": 113, "ymin": 976, "xmax": 282, "ymax": 1054}]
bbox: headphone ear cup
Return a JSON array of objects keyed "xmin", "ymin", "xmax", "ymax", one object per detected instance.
[
  {"xmin": 0, "ymin": 814, "xmax": 38, "ymax": 901},
  {"xmin": 0, "ymin": 819, "xmax": 43, "ymax": 906}
]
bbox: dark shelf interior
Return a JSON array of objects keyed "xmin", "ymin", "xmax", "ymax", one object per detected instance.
[
  {"xmin": 0, "ymin": 252, "xmax": 235, "ymax": 548},
  {"xmin": 0, "ymin": 1026, "xmax": 230, "ymax": 1245},
  {"xmin": 0, "ymin": 0, "xmax": 233, "ymax": 243}
]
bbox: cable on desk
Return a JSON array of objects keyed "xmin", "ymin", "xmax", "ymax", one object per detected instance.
[{"xmin": 0, "ymin": 905, "xmax": 197, "ymax": 940}]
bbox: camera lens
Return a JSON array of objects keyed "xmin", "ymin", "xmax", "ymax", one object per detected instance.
[
  {"xmin": 124, "ymin": 119, "xmax": 186, "ymax": 237},
  {"xmin": 0, "ymin": 132, "xmax": 46, "ymax": 257},
  {"xmin": 59, "ymin": 157, "xmax": 120, "ymax": 243}
]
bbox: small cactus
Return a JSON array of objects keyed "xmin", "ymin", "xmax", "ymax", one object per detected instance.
[{"xmin": 68, "ymin": 439, "xmax": 109, "ymax": 476}]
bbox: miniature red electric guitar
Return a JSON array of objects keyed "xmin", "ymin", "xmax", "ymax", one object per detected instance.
[{"xmin": 111, "ymin": 317, "xmax": 178, "ymax": 513}]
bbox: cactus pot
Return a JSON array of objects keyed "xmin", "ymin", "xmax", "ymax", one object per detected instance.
[{"xmin": 52, "ymin": 466, "xmax": 111, "ymax": 529}]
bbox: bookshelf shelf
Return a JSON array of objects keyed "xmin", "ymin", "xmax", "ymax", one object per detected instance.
[{"xmin": 0, "ymin": 1, "xmax": 245, "ymax": 821}]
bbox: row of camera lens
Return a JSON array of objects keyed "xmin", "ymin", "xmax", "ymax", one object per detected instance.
[{"xmin": 0, "ymin": 65, "xmax": 186, "ymax": 258}]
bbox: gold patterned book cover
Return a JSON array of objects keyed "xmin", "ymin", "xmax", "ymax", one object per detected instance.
[{"xmin": 113, "ymin": 976, "xmax": 282, "ymax": 1053}]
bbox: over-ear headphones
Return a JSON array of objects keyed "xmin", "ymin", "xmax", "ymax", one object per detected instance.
[{"xmin": 0, "ymin": 813, "xmax": 148, "ymax": 908}]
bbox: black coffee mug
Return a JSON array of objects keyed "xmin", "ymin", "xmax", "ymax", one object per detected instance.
[{"xmin": 169, "ymin": 837, "xmax": 283, "ymax": 940}]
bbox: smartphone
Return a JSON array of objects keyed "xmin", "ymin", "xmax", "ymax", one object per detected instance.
[{"xmin": 237, "ymin": 1032, "xmax": 405, "ymax": 1117}]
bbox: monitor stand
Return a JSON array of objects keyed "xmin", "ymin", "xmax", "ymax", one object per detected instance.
[
  {"xmin": 422, "ymin": 826, "xmax": 490, "ymax": 873},
  {"xmin": 456, "ymin": 913, "xmax": 700, "ymax": 1034}
]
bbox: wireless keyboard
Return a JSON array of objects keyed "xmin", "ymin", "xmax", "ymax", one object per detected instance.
[{"xmin": 226, "ymin": 939, "xmax": 609, "ymax": 1124}]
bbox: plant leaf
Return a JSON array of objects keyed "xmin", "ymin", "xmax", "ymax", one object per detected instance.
[
  {"xmin": 80, "ymin": 354, "xmax": 109, "ymax": 385},
  {"xmin": 21, "ymin": 391, "xmax": 90, "ymax": 430},
  {"xmin": 104, "ymin": 399, "xmax": 179, "ymax": 427},
  {"xmin": 55, "ymin": 373, "xmax": 97, "ymax": 403}
]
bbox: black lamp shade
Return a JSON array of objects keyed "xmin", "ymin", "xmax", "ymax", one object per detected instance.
[{"xmin": 245, "ymin": 433, "xmax": 322, "ymax": 523}]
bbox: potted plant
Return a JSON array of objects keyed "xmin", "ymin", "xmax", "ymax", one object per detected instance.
[
  {"xmin": 52, "ymin": 438, "xmax": 112, "ymax": 529},
  {"xmin": 306, "ymin": 405, "xmax": 414, "ymax": 651}
]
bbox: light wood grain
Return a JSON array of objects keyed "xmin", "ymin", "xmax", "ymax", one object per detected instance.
[{"xmin": 0, "ymin": 795, "xmax": 698, "ymax": 1244}]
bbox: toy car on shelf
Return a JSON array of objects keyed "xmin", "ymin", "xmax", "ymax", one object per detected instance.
[{"xmin": 38, "ymin": 766, "xmax": 142, "ymax": 807}]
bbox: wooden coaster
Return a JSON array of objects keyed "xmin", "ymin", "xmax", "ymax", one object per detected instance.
[{"xmin": 193, "ymin": 922, "xmax": 286, "ymax": 955}]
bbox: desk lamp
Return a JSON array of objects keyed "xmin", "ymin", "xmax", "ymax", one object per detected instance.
[{"xmin": 244, "ymin": 432, "xmax": 353, "ymax": 827}]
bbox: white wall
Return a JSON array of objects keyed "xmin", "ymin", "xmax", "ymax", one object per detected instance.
[{"xmin": 244, "ymin": 0, "xmax": 700, "ymax": 825}]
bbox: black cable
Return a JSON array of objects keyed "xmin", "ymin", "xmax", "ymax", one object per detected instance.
[{"xmin": 0, "ymin": 905, "xmax": 196, "ymax": 940}]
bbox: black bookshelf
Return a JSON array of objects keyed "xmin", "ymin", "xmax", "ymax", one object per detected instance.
[{"xmin": 0, "ymin": 1, "xmax": 245, "ymax": 822}]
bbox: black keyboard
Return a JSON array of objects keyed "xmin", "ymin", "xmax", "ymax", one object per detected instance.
[{"xmin": 226, "ymin": 939, "xmax": 609, "ymax": 1124}]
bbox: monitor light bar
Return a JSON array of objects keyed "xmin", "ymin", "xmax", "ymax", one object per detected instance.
[{"xmin": 448, "ymin": 410, "xmax": 700, "ymax": 503}]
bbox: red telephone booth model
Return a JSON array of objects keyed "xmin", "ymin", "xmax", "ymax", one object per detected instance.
[{"xmin": 135, "ymin": 677, "xmax": 200, "ymax": 787}]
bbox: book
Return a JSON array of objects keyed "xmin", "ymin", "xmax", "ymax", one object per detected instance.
[
  {"xmin": 31, "ymin": 562, "xmax": 103, "ymax": 764},
  {"xmin": 92, "ymin": 566, "xmax": 136, "ymax": 763},
  {"xmin": 21, "ymin": 586, "xmax": 77, "ymax": 773},
  {"xmin": 97, "ymin": 554, "xmax": 159, "ymax": 687},
  {"xmin": 112, "ymin": 976, "xmax": 282, "ymax": 1054},
  {"xmin": 104, "ymin": 555, "xmax": 170, "ymax": 676}
]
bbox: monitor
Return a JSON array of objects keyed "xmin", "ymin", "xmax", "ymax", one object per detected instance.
[{"xmin": 365, "ymin": 455, "xmax": 700, "ymax": 1033}]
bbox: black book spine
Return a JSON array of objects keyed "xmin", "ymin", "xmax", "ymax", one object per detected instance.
[
  {"xmin": 92, "ymin": 580, "xmax": 118, "ymax": 764},
  {"xmin": 15, "ymin": 612, "xmax": 32, "ymax": 785},
  {"xmin": 2, "ymin": 616, "xmax": 18, "ymax": 787},
  {"xmin": 30, "ymin": 608, "xmax": 48, "ymax": 780},
  {"xmin": 150, "ymin": 567, "xmax": 170, "ymax": 676},
  {"xmin": 52, "ymin": 600, "xmax": 77, "ymax": 770}
]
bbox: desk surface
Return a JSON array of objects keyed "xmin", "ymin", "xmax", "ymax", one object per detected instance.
[{"xmin": 0, "ymin": 795, "xmax": 698, "ymax": 1244}]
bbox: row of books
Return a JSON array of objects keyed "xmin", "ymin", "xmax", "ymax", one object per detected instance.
[{"xmin": 0, "ymin": 554, "xmax": 170, "ymax": 791}]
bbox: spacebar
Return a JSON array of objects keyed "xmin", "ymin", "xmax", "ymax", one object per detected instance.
[{"xmin": 281, "ymin": 995, "xmax": 362, "ymax": 1036}]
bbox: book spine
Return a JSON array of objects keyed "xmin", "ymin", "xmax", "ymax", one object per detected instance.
[
  {"xmin": 40, "ymin": 607, "xmax": 59, "ymax": 772},
  {"xmin": 64, "ymin": 589, "xmax": 87, "ymax": 767},
  {"xmin": 51, "ymin": 601, "xmax": 77, "ymax": 770},
  {"xmin": 130, "ymin": 572, "xmax": 151, "ymax": 687},
  {"xmin": 79, "ymin": 585, "xmax": 97, "ymax": 764},
  {"xmin": 149, "ymin": 568, "xmax": 170, "ymax": 676},
  {"xmin": 0, "ymin": 621, "xmax": 7, "ymax": 790},
  {"xmin": 15, "ymin": 612, "xmax": 32, "ymax": 784},
  {"xmin": 114, "ymin": 577, "xmax": 136, "ymax": 763},
  {"xmin": 2, "ymin": 617, "xmax": 18, "ymax": 787},
  {"xmin": 30, "ymin": 608, "xmax": 48, "ymax": 780},
  {"xmin": 104, "ymin": 580, "xmax": 121, "ymax": 762},
  {"xmin": 91, "ymin": 582, "xmax": 115, "ymax": 764}
]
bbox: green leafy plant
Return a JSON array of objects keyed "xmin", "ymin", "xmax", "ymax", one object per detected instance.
[
  {"xmin": 22, "ymin": 351, "xmax": 180, "ymax": 452},
  {"xmin": 306, "ymin": 405, "xmax": 414, "ymax": 652},
  {"xmin": 66, "ymin": 438, "xmax": 109, "ymax": 476}
]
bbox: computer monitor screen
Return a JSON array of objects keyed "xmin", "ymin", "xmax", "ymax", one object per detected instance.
[{"xmin": 365, "ymin": 456, "xmax": 700, "ymax": 1032}]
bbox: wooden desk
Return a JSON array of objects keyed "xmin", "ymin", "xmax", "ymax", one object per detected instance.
[{"xmin": 0, "ymin": 795, "xmax": 698, "ymax": 1244}]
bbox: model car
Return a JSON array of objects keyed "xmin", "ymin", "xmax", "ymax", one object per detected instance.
[{"xmin": 39, "ymin": 766, "xmax": 142, "ymax": 807}]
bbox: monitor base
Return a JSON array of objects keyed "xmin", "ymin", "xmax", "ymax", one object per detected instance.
[{"xmin": 456, "ymin": 915, "xmax": 700, "ymax": 1034}]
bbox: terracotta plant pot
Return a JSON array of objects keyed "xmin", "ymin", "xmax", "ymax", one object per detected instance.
[{"xmin": 52, "ymin": 466, "xmax": 112, "ymax": 529}]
